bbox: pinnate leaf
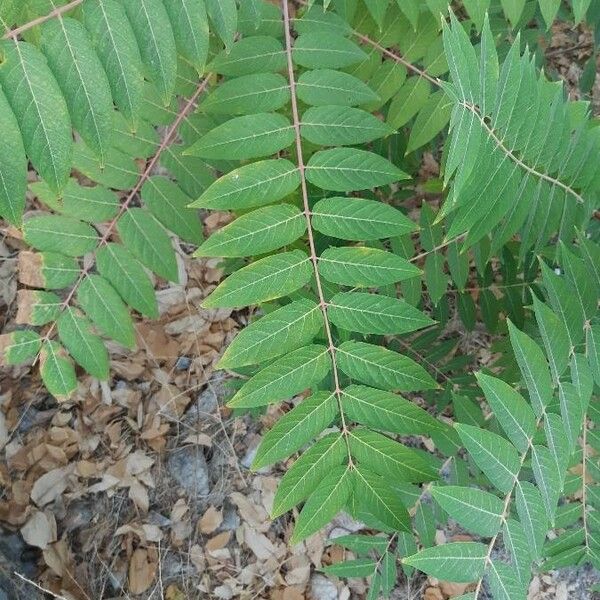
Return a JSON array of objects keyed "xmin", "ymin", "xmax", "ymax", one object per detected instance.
[
  {"xmin": 403, "ymin": 542, "xmax": 488, "ymax": 583},
  {"xmin": 318, "ymin": 246, "xmax": 420, "ymax": 287},
  {"xmin": 203, "ymin": 251, "xmax": 312, "ymax": 308},
  {"xmin": 195, "ymin": 204, "xmax": 305, "ymax": 258},
  {"xmin": 306, "ymin": 148, "xmax": 409, "ymax": 192},
  {"xmin": 311, "ymin": 197, "xmax": 416, "ymax": 240},
  {"xmin": 77, "ymin": 275, "xmax": 136, "ymax": 349},
  {"xmin": 191, "ymin": 159, "xmax": 300, "ymax": 210},
  {"xmin": 218, "ymin": 299, "xmax": 322, "ymax": 369},
  {"xmin": 328, "ymin": 292, "xmax": 435, "ymax": 335},
  {"xmin": 337, "ymin": 343, "xmax": 437, "ymax": 392},
  {"xmin": 291, "ymin": 465, "xmax": 353, "ymax": 544},
  {"xmin": 252, "ymin": 391, "xmax": 338, "ymax": 469},
  {"xmin": 186, "ymin": 113, "xmax": 294, "ymax": 160},
  {"xmin": 227, "ymin": 345, "xmax": 331, "ymax": 408},
  {"xmin": 272, "ymin": 433, "xmax": 346, "ymax": 518},
  {"xmin": 341, "ymin": 384, "xmax": 442, "ymax": 434}
]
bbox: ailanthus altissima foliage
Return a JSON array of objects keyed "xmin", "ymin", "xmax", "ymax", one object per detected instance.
[{"xmin": 1, "ymin": 0, "xmax": 599, "ymax": 598}]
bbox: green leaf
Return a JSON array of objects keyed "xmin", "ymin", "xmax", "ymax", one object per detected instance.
[
  {"xmin": 272, "ymin": 433, "xmax": 346, "ymax": 517},
  {"xmin": 0, "ymin": 41, "xmax": 72, "ymax": 193},
  {"xmin": 532, "ymin": 295, "xmax": 570, "ymax": 383},
  {"xmin": 40, "ymin": 18, "xmax": 114, "ymax": 166},
  {"xmin": 587, "ymin": 323, "xmax": 600, "ymax": 387},
  {"xmin": 295, "ymin": 5, "xmax": 352, "ymax": 36},
  {"xmin": 301, "ymin": 106, "xmax": 391, "ymax": 146},
  {"xmin": 503, "ymin": 518, "xmax": 532, "ymax": 584},
  {"xmin": 515, "ymin": 480, "xmax": 548, "ymax": 559},
  {"xmin": 341, "ymin": 384, "xmax": 442, "ymax": 434},
  {"xmin": 306, "ymin": 148, "xmax": 409, "ymax": 192},
  {"xmin": 318, "ymin": 247, "xmax": 420, "ymax": 288},
  {"xmin": 362, "ymin": 61, "xmax": 408, "ymax": 113},
  {"xmin": 531, "ymin": 444, "xmax": 562, "ymax": 519},
  {"xmin": 353, "ymin": 465, "xmax": 411, "ymax": 533},
  {"xmin": 73, "ymin": 142, "xmax": 140, "ymax": 190},
  {"xmin": 16, "ymin": 290, "xmax": 61, "ymax": 326},
  {"xmin": 208, "ymin": 36, "xmax": 286, "ymax": 77},
  {"xmin": 77, "ymin": 275, "xmax": 136, "ymax": 348},
  {"xmin": 572, "ymin": 0, "xmax": 592, "ymax": 22},
  {"xmin": 403, "ymin": 542, "xmax": 488, "ymax": 583},
  {"xmin": 23, "ymin": 215, "xmax": 98, "ymax": 257},
  {"xmin": 40, "ymin": 341, "xmax": 78, "ymax": 401},
  {"xmin": 186, "ymin": 113, "xmax": 294, "ymax": 160},
  {"xmin": 487, "ymin": 560, "xmax": 527, "ymax": 600},
  {"xmin": 17, "ymin": 251, "xmax": 78, "ymax": 290},
  {"xmin": 163, "ymin": 0, "xmax": 209, "ymax": 71},
  {"xmin": 539, "ymin": 0, "xmax": 561, "ymax": 29},
  {"xmin": 330, "ymin": 534, "xmax": 390, "ymax": 554},
  {"xmin": 203, "ymin": 250, "xmax": 312, "ymax": 308},
  {"xmin": 455, "ymin": 423, "xmax": 520, "ymax": 493},
  {"xmin": 508, "ymin": 319, "xmax": 554, "ymax": 418},
  {"xmin": 424, "ymin": 252, "xmax": 448, "ymax": 305},
  {"xmin": 81, "ymin": 0, "xmax": 144, "ymax": 129},
  {"xmin": 337, "ymin": 342, "xmax": 437, "ymax": 393},
  {"xmin": 476, "ymin": 372, "xmax": 536, "ymax": 453},
  {"xmin": 322, "ymin": 559, "xmax": 377, "ymax": 578},
  {"xmin": 252, "ymin": 391, "xmax": 338, "ymax": 468},
  {"xmin": 431, "ymin": 486, "xmax": 504, "ymax": 537},
  {"xmin": 218, "ymin": 299, "xmax": 322, "ymax": 369},
  {"xmin": 30, "ymin": 179, "xmax": 119, "ymax": 223},
  {"xmin": 406, "ymin": 90, "xmax": 452, "ymax": 153},
  {"xmin": 311, "ymin": 197, "xmax": 416, "ymax": 240},
  {"xmin": 328, "ymin": 292, "xmax": 435, "ymax": 335},
  {"xmin": 293, "ymin": 33, "xmax": 366, "ymax": 69},
  {"xmin": 500, "ymin": 0, "xmax": 526, "ymax": 27},
  {"xmin": 200, "ymin": 73, "xmax": 289, "ymax": 115},
  {"xmin": 540, "ymin": 260, "xmax": 586, "ymax": 348},
  {"xmin": 0, "ymin": 88, "xmax": 26, "ymax": 225},
  {"xmin": 349, "ymin": 428, "xmax": 438, "ymax": 483},
  {"xmin": 291, "ymin": 465, "xmax": 353, "ymax": 544},
  {"xmin": 365, "ymin": 0, "xmax": 389, "ymax": 29},
  {"xmin": 191, "ymin": 159, "xmax": 300, "ymax": 210},
  {"xmin": 121, "ymin": 0, "xmax": 177, "ymax": 105},
  {"xmin": 205, "ymin": 0, "xmax": 237, "ymax": 51},
  {"xmin": 141, "ymin": 176, "xmax": 203, "ymax": 244},
  {"xmin": 113, "ymin": 112, "xmax": 157, "ymax": 157},
  {"xmin": 387, "ymin": 77, "xmax": 431, "ymax": 129},
  {"xmin": 462, "ymin": 0, "xmax": 490, "ymax": 30},
  {"xmin": 227, "ymin": 345, "xmax": 331, "ymax": 408},
  {"xmin": 196, "ymin": 204, "xmax": 305, "ymax": 258},
  {"xmin": 57, "ymin": 308, "xmax": 109, "ymax": 379},
  {"xmin": 0, "ymin": 330, "xmax": 41, "ymax": 365},
  {"xmin": 96, "ymin": 243, "xmax": 158, "ymax": 319},
  {"xmin": 117, "ymin": 208, "xmax": 178, "ymax": 282},
  {"xmin": 296, "ymin": 69, "xmax": 379, "ymax": 107}
]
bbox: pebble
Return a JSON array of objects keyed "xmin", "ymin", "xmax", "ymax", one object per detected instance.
[{"xmin": 167, "ymin": 446, "xmax": 210, "ymax": 497}]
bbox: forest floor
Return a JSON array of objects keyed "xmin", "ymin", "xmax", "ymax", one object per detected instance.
[{"xmin": 0, "ymin": 18, "xmax": 599, "ymax": 600}]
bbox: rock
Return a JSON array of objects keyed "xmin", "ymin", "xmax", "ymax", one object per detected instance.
[
  {"xmin": 310, "ymin": 574, "xmax": 338, "ymax": 600},
  {"xmin": 0, "ymin": 529, "xmax": 41, "ymax": 598},
  {"xmin": 195, "ymin": 386, "xmax": 219, "ymax": 415},
  {"xmin": 219, "ymin": 503, "xmax": 240, "ymax": 532},
  {"xmin": 167, "ymin": 446, "xmax": 210, "ymax": 497}
]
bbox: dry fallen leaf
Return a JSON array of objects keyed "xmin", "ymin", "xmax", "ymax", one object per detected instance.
[
  {"xmin": 128, "ymin": 548, "xmax": 157, "ymax": 595},
  {"xmin": 199, "ymin": 505, "xmax": 223, "ymax": 534},
  {"xmin": 31, "ymin": 466, "xmax": 70, "ymax": 507},
  {"xmin": 21, "ymin": 510, "xmax": 57, "ymax": 550}
]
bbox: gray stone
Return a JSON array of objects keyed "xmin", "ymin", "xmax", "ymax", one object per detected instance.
[{"xmin": 167, "ymin": 446, "xmax": 210, "ymax": 497}]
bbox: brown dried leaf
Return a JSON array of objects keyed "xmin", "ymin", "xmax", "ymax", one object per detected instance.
[
  {"xmin": 199, "ymin": 505, "xmax": 223, "ymax": 534},
  {"xmin": 21, "ymin": 510, "xmax": 57, "ymax": 550},
  {"xmin": 31, "ymin": 466, "xmax": 70, "ymax": 507},
  {"xmin": 128, "ymin": 548, "xmax": 157, "ymax": 595}
]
